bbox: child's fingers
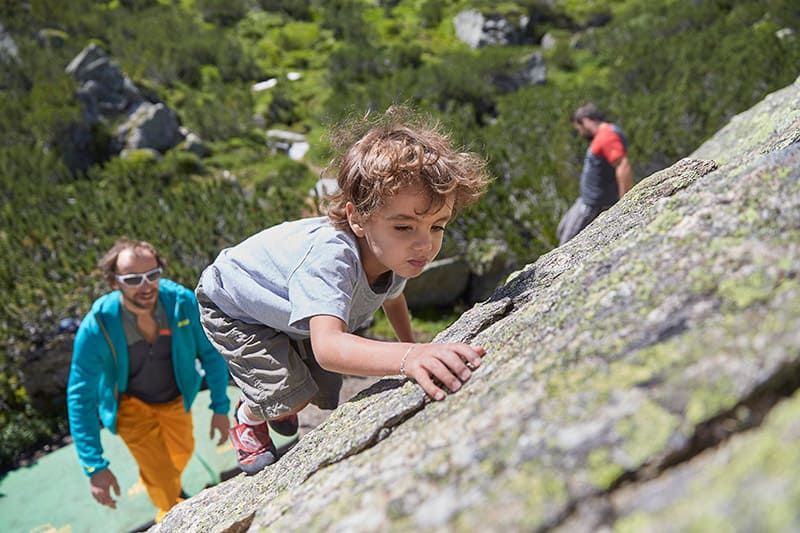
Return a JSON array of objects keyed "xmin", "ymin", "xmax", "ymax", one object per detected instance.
[
  {"xmin": 451, "ymin": 343, "xmax": 485, "ymax": 370},
  {"xmin": 435, "ymin": 348, "xmax": 473, "ymax": 381},
  {"xmin": 423, "ymin": 357, "xmax": 463, "ymax": 393},
  {"xmin": 413, "ymin": 369, "xmax": 447, "ymax": 401}
]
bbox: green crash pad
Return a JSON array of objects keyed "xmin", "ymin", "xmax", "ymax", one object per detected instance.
[{"xmin": 0, "ymin": 386, "xmax": 297, "ymax": 533}]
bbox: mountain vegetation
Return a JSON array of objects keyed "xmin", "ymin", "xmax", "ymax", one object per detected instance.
[{"xmin": 1, "ymin": 0, "xmax": 798, "ymax": 470}]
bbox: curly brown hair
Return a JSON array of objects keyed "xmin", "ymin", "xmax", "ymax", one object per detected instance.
[
  {"xmin": 98, "ymin": 238, "xmax": 166, "ymax": 285},
  {"xmin": 325, "ymin": 106, "xmax": 491, "ymax": 230}
]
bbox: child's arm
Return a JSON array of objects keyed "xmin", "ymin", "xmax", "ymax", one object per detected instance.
[
  {"xmin": 381, "ymin": 293, "xmax": 414, "ymax": 342},
  {"xmin": 310, "ymin": 314, "xmax": 486, "ymax": 401}
]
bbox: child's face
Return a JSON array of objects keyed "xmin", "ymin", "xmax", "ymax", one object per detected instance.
[{"xmin": 347, "ymin": 187, "xmax": 453, "ymax": 283}]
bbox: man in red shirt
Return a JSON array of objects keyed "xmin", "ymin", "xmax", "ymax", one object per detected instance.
[{"xmin": 557, "ymin": 103, "xmax": 634, "ymax": 244}]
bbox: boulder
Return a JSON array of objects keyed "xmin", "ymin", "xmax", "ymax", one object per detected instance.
[
  {"xmin": 311, "ymin": 177, "xmax": 339, "ymax": 200},
  {"xmin": 403, "ymin": 256, "xmax": 471, "ymax": 309},
  {"xmin": 305, "ymin": 178, "xmax": 340, "ymax": 216},
  {"xmin": 64, "ymin": 44, "xmax": 188, "ymax": 164},
  {"xmin": 453, "ymin": 9, "xmax": 530, "ymax": 48},
  {"xmin": 252, "ymin": 78, "xmax": 278, "ymax": 92},
  {"xmin": 288, "ymin": 141, "xmax": 310, "ymax": 161},
  {"xmin": 36, "ymin": 28, "xmax": 68, "ymax": 48},
  {"xmin": 776, "ymin": 27, "xmax": 795, "ymax": 42},
  {"xmin": 153, "ymin": 74, "xmax": 800, "ymax": 532},
  {"xmin": 465, "ymin": 238, "xmax": 516, "ymax": 303},
  {"xmin": 540, "ymin": 32, "xmax": 557, "ymax": 50},
  {"xmin": 0, "ymin": 22, "xmax": 19, "ymax": 62},
  {"xmin": 453, "ymin": 9, "xmax": 484, "ymax": 48},
  {"xmin": 65, "ymin": 44, "xmax": 145, "ymax": 124},
  {"xmin": 266, "ymin": 129, "xmax": 309, "ymax": 160},
  {"xmin": 492, "ymin": 51, "xmax": 547, "ymax": 93},
  {"xmin": 181, "ymin": 132, "xmax": 209, "ymax": 158},
  {"xmin": 117, "ymin": 102, "xmax": 184, "ymax": 153}
]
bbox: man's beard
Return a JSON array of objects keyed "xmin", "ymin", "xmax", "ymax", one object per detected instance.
[{"xmin": 123, "ymin": 292, "xmax": 156, "ymax": 312}]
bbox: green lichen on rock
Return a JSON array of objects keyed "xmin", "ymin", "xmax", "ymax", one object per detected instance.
[
  {"xmin": 587, "ymin": 448, "xmax": 625, "ymax": 490},
  {"xmin": 616, "ymin": 399, "xmax": 679, "ymax": 468},
  {"xmin": 611, "ymin": 390, "xmax": 800, "ymax": 532},
  {"xmin": 718, "ymin": 270, "xmax": 777, "ymax": 310},
  {"xmin": 685, "ymin": 382, "xmax": 739, "ymax": 426}
]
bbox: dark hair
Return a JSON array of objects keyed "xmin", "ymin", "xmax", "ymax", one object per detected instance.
[
  {"xmin": 572, "ymin": 103, "xmax": 605, "ymax": 123},
  {"xmin": 98, "ymin": 238, "xmax": 166, "ymax": 285},
  {"xmin": 325, "ymin": 106, "xmax": 491, "ymax": 230}
]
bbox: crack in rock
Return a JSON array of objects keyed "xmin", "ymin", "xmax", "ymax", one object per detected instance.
[
  {"xmin": 301, "ymin": 298, "xmax": 516, "ymax": 480},
  {"xmin": 304, "ymin": 395, "xmax": 426, "ymax": 481},
  {"xmin": 552, "ymin": 359, "xmax": 800, "ymax": 532}
]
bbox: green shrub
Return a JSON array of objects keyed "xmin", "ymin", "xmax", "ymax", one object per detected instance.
[
  {"xmin": 196, "ymin": 0, "xmax": 249, "ymax": 26},
  {"xmin": 419, "ymin": 0, "xmax": 447, "ymax": 29},
  {"xmin": 176, "ymin": 82, "xmax": 255, "ymax": 141},
  {"xmin": 255, "ymin": 0, "xmax": 313, "ymax": 20},
  {"xmin": 279, "ymin": 21, "xmax": 323, "ymax": 51},
  {"xmin": 0, "ymin": 409, "xmax": 67, "ymax": 472}
]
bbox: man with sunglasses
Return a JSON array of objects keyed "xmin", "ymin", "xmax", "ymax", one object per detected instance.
[{"xmin": 67, "ymin": 239, "xmax": 231, "ymax": 522}]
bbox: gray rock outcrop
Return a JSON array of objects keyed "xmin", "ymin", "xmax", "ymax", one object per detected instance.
[
  {"xmin": 453, "ymin": 9, "xmax": 530, "ymax": 48},
  {"xmin": 404, "ymin": 257, "xmax": 471, "ymax": 308},
  {"xmin": 66, "ymin": 44, "xmax": 144, "ymax": 123},
  {"xmin": 117, "ymin": 102, "xmax": 183, "ymax": 153},
  {"xmin": 65, "ymin": 44, "xmax": 185, "ymax": 158},
  {"xmin": 540, "ymin": 32, "xmax": 557, "ymax": 50},
  {"xmin": 266, "ymin": 129, "xmax": 310, "ymax": 161},
  {"xmin": 154, "ymin": 74, "xmax": 800, "ymax": 532},
  {"xmin": 491, "ymin": 52, "xmax": 547, "ymax": 93},
  {"xmin": 0, "ymin": 22, "xmax": 20, "ymax": 62}
]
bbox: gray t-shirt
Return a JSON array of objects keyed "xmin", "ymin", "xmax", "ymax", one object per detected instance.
[
  {"xmin": 121, "ymin": 300, "xmax": 180, "ymax": 404},
  {"xmin": 199, "ymin": 217, "xmax": 406, "ymax": 339}
]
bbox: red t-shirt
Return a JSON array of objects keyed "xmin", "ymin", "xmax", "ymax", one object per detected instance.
[{"xmin": 590, "ymin": 122, "xmax": 626, "ymax": 165}]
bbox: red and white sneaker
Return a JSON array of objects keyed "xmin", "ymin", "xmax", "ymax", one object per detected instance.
[
  {"xmin": 229, "ymin": 414, "xmax": 277, "ymax": 475},
  {"xmin": 268, "ymin": 413, "xmax": 299, "ymax": 437}
]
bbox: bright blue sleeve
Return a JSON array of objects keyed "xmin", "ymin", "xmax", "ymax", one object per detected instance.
[{"xmin": 66, "ymin": 314, "xmax": 110, "ymax": 476}]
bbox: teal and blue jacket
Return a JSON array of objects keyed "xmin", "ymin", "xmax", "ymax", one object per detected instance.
[{"xmin": 66, "ymin": 279, "xmax": 230, "ymax": 476}]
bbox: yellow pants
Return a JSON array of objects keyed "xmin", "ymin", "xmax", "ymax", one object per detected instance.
[{"xmin": 116, "ymin": 394, "xmax": 194, "ymax": 519}]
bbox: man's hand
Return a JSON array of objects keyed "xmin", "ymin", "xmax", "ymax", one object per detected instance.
[
  {"xmin": 90, "ymin": 468, "xmax": 120, "ymax": 509},
  {"xmin": 404, "ymin": 343, "xmax": 486, "ymax": 400},
  {"xmin": 209, "ymin": 413, "xmax": 230, "ymax": 445}
]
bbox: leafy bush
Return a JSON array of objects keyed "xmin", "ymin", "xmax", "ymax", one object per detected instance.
[
  {"xmin": 172, "ymin": 82, "xmax": 255, "ymax": 141},
  {"xmin": 256, "ymin": 0, "xmax": 313, "ymax": 20},
  {"xmin": 196, "ymin": 0, "xmax": 250, "ymax": 26}
]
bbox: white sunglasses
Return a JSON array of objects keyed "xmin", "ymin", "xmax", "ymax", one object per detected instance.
[{"xmin": 115, "ymin": 267, "xmax": 163, "ymax": 288}]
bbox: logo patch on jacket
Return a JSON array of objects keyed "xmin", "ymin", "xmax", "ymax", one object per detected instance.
[{"xmin": 177, "ymin": 319, "xmax": 190, "ymax": 327}]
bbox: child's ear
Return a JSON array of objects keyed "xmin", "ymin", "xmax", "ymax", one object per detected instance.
[{"xmin": 345, "ymin": 202, "xmax": 366, "ymax": 237}]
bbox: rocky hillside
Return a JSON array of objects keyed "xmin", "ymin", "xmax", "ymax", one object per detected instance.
[
  {"xmin": 3, "ymin": 0, "xmax": 799, "ymax": 470},
  {"xmin": 153, "ymin": 75, "xmax": 800, "ymax": 532}
]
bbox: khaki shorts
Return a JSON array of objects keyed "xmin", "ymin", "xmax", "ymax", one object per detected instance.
[{"xmin": 196, "ymin": 284, "xmax": 342, "ymax": 419}]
